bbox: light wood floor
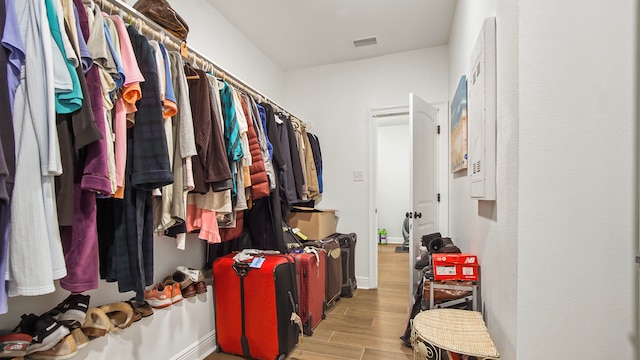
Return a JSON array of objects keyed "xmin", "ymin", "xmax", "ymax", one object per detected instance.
[{"xmin": 206, "ymin": 244, "xmax": 413, "ymax": 360}]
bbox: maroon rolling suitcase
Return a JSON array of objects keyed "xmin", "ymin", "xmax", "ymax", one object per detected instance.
[
  {"xmin": 291, "ymin": 248, "xmax": 326, "ymax": 335},
  {"xmin": 305, "ymin": 238, "xmax": 342, "ymax": 306},
  {"xmin": 213, "ymin": 253, "xmax": 300, "ymax": 360},
  {"xmin": 323, "ymin": 232, "xmax": 357, "ymax": 297}
]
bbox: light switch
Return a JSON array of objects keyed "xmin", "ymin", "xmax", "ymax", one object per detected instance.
[{"xmin": 353, "ymin": 171, "xmax": 364, "ymax": 182}]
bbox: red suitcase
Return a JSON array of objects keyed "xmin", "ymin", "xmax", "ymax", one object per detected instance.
[
  {"xmin": 305, "ymin": 238, "xmax": 342, "ymax": 306},
  {"xmin": 213, "ymin": 253, "xmax": 300, "ymax": 360},
  {"xmin": 291, "ymin": 248, "xmax": 326, "ymax": 335}
]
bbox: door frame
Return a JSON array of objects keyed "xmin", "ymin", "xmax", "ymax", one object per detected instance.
[{"xmin": 367, "ymin": 101, "xmax": 449, "ymax": 289}]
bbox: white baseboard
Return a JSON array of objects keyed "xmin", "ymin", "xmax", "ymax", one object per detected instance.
[
  {"xmin": 386, "ymin": 236, "xmax": 404, "ymax": 244},
  {"xmin": 356, "ymin": 276, "xmax": 370, "ymax": 289},
  {"xmin": 171, "ymin": 330, "xmax": 217, "ymax": 360}
]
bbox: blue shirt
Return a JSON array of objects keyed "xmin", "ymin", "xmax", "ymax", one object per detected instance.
[
  {"xmin": 103, "ymin": 21, "xmax": 125, "ymax": 92},
  {"xmin": 158, "ymin": 43, "xmax": 176, "ymax": 104}
]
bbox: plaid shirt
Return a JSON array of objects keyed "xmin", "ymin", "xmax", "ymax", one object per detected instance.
[{"xmin": 111, "ymin": 26, "xmax": 173, "ymax": 302}]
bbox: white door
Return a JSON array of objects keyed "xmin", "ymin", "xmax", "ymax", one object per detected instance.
[{"xmin": 408, "ymin": 93, "xmax": 439, "ymax": 299}]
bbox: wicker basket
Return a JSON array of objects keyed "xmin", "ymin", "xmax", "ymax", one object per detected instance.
[{"xmin": 412, "ymin": 309, "xmax": 500, "ymax": 359}]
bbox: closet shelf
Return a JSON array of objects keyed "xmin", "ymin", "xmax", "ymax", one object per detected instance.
[{"xmin": 95, "ymin": 0, "xmax": 298, "ymax": 120}]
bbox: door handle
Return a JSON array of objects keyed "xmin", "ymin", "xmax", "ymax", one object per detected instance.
[
  {"xmin": 405, "ymin": 212, "xmax": 413, "ymax": 219},
  {"xmin": 414, "ymin": 212, "xmax": 422, "ymax": 219}
]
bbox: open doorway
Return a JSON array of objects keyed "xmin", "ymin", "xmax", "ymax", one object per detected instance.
[
  {"xmin": 368, "ymin": 101, "xmax": 449, "ymax": 294},
  {"xmin": 376, "ymin": 112, "xmax": 410, "ymax": 252}
]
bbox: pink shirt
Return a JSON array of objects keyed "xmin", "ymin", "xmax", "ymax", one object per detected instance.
[{"xmin": 108, "ymin": 15, "xmax": 145, "ymax": 195}]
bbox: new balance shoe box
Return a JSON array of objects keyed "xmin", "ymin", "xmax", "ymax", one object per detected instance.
[
  {"xmin": 432, "ymin": 253, "xmax": 479, "ymax": 281},
  {"xmin": 287, "ymin": 207, "xmax": 337, "ymax": 240}
]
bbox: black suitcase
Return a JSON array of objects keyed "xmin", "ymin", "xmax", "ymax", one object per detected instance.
[
  {"xmin": 305, "ymin": 238, "xmax": 342, "ymax": 306},
  {"xmin": 325, "ymin": 233, "xmax": 357, "ymax": 297}
]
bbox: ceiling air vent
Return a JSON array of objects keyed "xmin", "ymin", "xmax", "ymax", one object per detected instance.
[{"xmin": 353, "ymin": 36, "xmax": 377, "ymax": 48}]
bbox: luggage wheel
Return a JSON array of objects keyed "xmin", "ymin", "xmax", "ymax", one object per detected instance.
[
  {"xmin": 322, "ymin": 300, "xmax": 327, "ymax": 319},
  {"xmin": 303, "ymin": 316, "xmax": 313, "ymax": 336},
  {"xmin": 276, "ymin": 354, "xmax": 286, "ymax": 360}
]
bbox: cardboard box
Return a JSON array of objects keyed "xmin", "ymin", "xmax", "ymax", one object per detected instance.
[
  {"xmin": 287, "ymin": 207, "xmax": 337, "ymax": 240},
  {"xmin": 432, "ymin": 253, "xmax": 479, "ymax": 281}
]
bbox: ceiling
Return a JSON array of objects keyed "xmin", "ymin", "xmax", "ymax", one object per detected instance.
[{"xmin": 206, "ymin": 0, "xmax": 458, "ymax": 71}]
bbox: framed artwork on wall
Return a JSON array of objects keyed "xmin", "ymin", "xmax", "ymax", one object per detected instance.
[{"xmin": 451, "ymin": 75, "xmax": 468, "ymax": 173}]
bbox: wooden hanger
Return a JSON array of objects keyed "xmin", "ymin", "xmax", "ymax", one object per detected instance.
[{"xmin": 184, "ymin": 60, "xmax": 200, "ymax": 80}]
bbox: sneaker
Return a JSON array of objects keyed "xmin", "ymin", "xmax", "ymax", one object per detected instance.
[
  {"xmin": 176, "ymin": 266, "xmax": 207, "ymax": 294},
  {"xmin": 162, "ymin": 279, "xmax": 184, "ymax": 304},
  {"xmin": 164, "ymin": 272, "xmax": 195, "ymax": 298},
  {"xmin": 143, "ymin": 284, "xmax": 172, "ymax": 309},
  {"xmin": 27, "ymin": 334, "xmax": 77, "ymax": 360},
  {"xmin": 181, "ymin": 283, "xmax": 197, "ymax": 298},
  {"xmin": 194, "ymin": 281, "xmax": 207, "ymax": 294},
  {"xmin": 45, "ymin": 294, "xmax": 90, "ymax": 326},
  {"xmin": 0, "ymin": 332, "xmax": 32, "ymax": 357},
  {"xmin": 176, "ymin": 266, "xmax": 204, "ymax": 283},
  {"xmin": 14, "ymin": 314, "xmax": 69, "ymax": 355}
]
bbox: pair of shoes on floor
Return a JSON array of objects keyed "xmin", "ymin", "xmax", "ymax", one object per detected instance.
[
  {"xmin": 164, "ymin": 266, "xmax": 207, "ymax": 299},
  {"xmin": 124, "ymin": 299, "xmax": 153, "ymax": 320},
  {"xmin": 44, "ymin": 294, "xmax": 90, "ymax": 330},
  {"xmin": 13, "ymin": 314, "xmax": 71, "ymax": 357},
  {"xmin": 81, "ymin": 302, "xmax": 135, "ymax": 337},
  {"xmin": 144, "ymin": 282, "xmax": 182, "ymax": 309},
  {"xmin": 163, "ymin": 272, "xmax": 194, "ymax": 299},
  {"xmin": 177, "ymin": 266, "xmax": 207, "ymax": 295}
]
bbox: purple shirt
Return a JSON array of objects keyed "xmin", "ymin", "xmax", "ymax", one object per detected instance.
[
  {"xmin": 73, "ymin": 4, "xmax": 93, "ymax": 73},
  {"xmin": 3, "ymin": 0, "xmax": 24, "ymax": 110}
]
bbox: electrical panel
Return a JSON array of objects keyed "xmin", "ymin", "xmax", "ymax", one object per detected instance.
[{"xmin": 468, "ymin": 17, "xmax": 496, "ymax": 200}]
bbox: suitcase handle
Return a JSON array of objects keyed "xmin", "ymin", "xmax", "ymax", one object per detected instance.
[{"xmin": 232, "ymin": 261, "xmax": 250, "ymax": 277}]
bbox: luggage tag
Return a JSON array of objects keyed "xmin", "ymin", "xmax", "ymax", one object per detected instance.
[
  {"xmin": 291, "ymin": 228, "xmax": 308, "ymax": 241},
  {"xmin": 249, "ymin": 256, "xmax": 265, "ymax": 269}
]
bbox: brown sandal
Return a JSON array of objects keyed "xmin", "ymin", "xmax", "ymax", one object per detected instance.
[
  {"xmin": 98, "ymin": 303, "xmax": 134, "ymax": 331},
  {"xmin": 81, "ymin": 308, "xmax": 111, "ymax": 337},
  {"xmin": 126, "ymin": 299, "xmax": 154, "ymax": 318}
]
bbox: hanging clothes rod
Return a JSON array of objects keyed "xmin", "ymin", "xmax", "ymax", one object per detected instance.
[{"xmin": 94, "ymin": 0, "xmax": 296, "ymax": 119}]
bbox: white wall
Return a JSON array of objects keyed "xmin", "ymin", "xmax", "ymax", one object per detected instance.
[
  {"xmin": 377, "ymin": 121, "xmax": 410, "ymax": 242},
  {"xmin": 517, "ymin": 0, "xmax": 636, "ymax": 358},
  {"xmin": 126, "ymin": 0, "xmax": 286, "ymax": 102},
  {"xmin": 447, "ymin": 1, "xmax": 519, "ymax": 359},
  {"xmin": 166, "ymin": 0, "xmax": 286, "ymax": 102},
  {"xmin": 449, "ymin": 0, "xmax": 637, "ymax": 359},
  {"xmin": 283, "ymin": 46, "xmax": 449, "ymax": 288}
]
